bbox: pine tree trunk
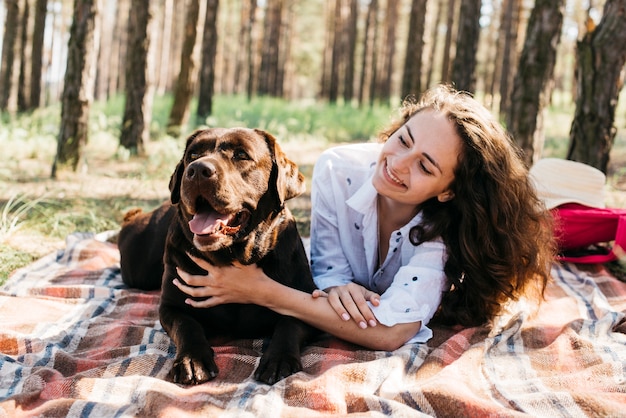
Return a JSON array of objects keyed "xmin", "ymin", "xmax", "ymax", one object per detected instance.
[
  {"xmin": 257, "ymin": 0, "xmax": 283, "ymax": 96},
  {"xmin": 196, "ymin": 0, "xmax": 220, "ymax": 122},
  {"xmin": 401, "ymin": 0, "xmax": 427, "ymax": 99},
  {"xmin": 498, "ymin": 0, "xmax": 522, "ymax": 117},
  {"xmin": 377, "ymin": 0, "xmax": 398, "ymax": 104},
  {"xmin": 119, "ymin": 0, "xmax": 153, "ymax": 155},
  {"xmin": 328, "ymin": 0, "xmax": 343, "ymax": 103},
  {"xmin": 29, "ymin": 0, "xmax": 47, "ymax": 109},
  {"xmin": 167, "ymin": 0, "xmax": 201, "ymax": 136},
  {"xmin": 17, "ymin": 0, "xmax": 31, "ymax": 112},
  {"xmin": 440, "ymin": 0, "xmax": 457, "ymax": 83},
  {"xmin": 246, "ymin": 0, "xmax": 257, "ymax": 101},
  {"xmin": 567, "ymin": 0, "xmax": 626, "ymax": 173},
  {"xmin": 342, "ymin": 0, "xmax": 358, "ymax": 104},
  {"xmin": 0, "ymin": 0, "xmax": 21, "ymax": 111},
  {"xmin": 425, "ymin": 0, "xmax": 443, "ymax": 89},
  {"xmin": 507, "ymin": 0, "xmax": 564, "ymax": 166},
  {"xmin": 52, "ymin": 0, "xmax": 100, "ymax": 177},
  {"xmin": 358, "ymin": 0, "xmax": 377, "ymax": 106},
  {"xmin": 451, "ymin": 0, "xmax": 481, "ymax": 93}
]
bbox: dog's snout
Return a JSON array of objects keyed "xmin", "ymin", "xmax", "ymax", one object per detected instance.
[{"xmin": 187, "ymin": 160, "xmax": 216, "ymax": 180}]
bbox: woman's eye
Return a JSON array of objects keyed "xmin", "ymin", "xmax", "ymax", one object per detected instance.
[
  {"xmin": 420, "ymin": 162, "xmax": 433, "ymax": 175},
  {"xmin": 398, "ymin": 136, "xmax": 408, "ymax": 146}
]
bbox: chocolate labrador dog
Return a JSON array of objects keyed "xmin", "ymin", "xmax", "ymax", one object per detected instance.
[{"xmin": 118, "ymin": 127, "xmax": 318, "ymax": 385}]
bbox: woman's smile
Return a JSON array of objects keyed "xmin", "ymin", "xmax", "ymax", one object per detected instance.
[{"xmin": 383, "ymin": 159, "xmax": 406, "ymax": 188}]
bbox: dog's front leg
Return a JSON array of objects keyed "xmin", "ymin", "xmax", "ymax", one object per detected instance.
[
  {"xmin": 160, "ymin": 266, "xmax": 218, "ymax": 385},
  {"xmin": 255, "ymin": 317, "xmax": 312, "ymax": 384}
]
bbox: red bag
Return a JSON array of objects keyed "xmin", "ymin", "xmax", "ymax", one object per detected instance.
[{"xmin": 553, "ymin": 203, "xmax": 626, "ymax": 264}]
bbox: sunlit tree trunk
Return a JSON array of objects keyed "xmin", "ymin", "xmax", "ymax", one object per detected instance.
[
  {"xmin": 0, "ymin": 0, "xmax": 21, "ymax": 112},
  {"xmin": 401, "ymin": 0, "xmax": 427, "ymax": 99},
  {"xmin": 94, "ymin": 0, "xmax": 114, "ymax": 100},
  {"xmin": 245, "ymin": 0, "xmax": 257, "ymax": 100},
  {"xmin": 120, "ymin": 0, "xmax": 153, "ymax": 155},
  {"xmin": 507, "ymin": 0, "xmax": 564, "ymax": 166},
  {"xmin": 342, "ymin": 0, "xmax": 358, "ymax": 104},
  {"xmin": 375, "ymin": 0, "xmax": 399, "ymax": 104},
  {"xmin": 440, "ymin": 0, "xmax": 457, "ymax": 84},
  {"xmin": 196, "ymin": 0, "xmax": 220, "ymax": 123},
  {"xmin": 567, "ymin": 0, "xmax": 626, "ymax": 173},
  {"xmin": 109, "ymin": 0, "xmax": 129, "ymax": 96},
  {"xmin": 328, "ymin": 0, "xmax": 343, "ymax": 103},
  {"xmin": 257, "ymin": 0, "xmax": 283, "ymax": 96},
  {"xmin": 17, "ymin": 0, "xmax": 31, "ymax": 112},
  {"xmin": 425, "ymin": 0, "xmax": 443, "ymax": 89},
  {"xmin": 52, "ymin": 0, "xmax": 100, "ymax": 177},
  {"xmin": 358, "ymin": 0, "xmax": 377, "ymax": 106},
  {"xmin": 167, "ymin": 0, "xmax": 201, "ymax": 136},
  {"xmin": 498, "ymin": 0, "xmax": 522, "ymax": 117},
  {"xmin": 451, "ymin": 0, "xmax": 481, "ymax": 93},
  {"xmin": 29, "ymin": 0, "xmax": 47, "ymax": 109}
]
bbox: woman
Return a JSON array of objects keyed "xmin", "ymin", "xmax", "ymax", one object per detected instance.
[{"xmin": 174, "ymin": 85, "xmax": 555, "ymax": 351}]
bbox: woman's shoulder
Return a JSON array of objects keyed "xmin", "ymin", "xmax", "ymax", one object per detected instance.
[{"xmin": 315, "ymin": 142, "xmax": 383, "ymax": 170}]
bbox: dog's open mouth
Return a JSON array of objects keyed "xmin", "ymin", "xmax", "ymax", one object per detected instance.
[{"xmin": 188, "ymin": 198, "xmax": 250, "ymax": 237}]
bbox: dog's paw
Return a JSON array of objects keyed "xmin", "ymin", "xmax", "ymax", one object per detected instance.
[
  {"xmin": 254, "ymin": 353, "xmax": 302, "ymax": 385},
  {"xmin": 170, "ymin": 352, "xmax": 219, "ymax": 385}
]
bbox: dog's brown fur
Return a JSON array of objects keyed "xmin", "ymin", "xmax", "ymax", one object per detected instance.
[{"xmin": 118, "ymin": 128, "xmax": 317, "ymax": 385}]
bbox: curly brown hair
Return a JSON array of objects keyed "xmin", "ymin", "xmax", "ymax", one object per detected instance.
[{"xmin": 379, "ymin": 85, "xmax": 556, "ymax": 327}]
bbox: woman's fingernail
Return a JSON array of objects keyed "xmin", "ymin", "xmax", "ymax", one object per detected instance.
[
  {"xmin": 342, "ymin": 313, "xmax": 350, "ymax": 321},
  {"xmin": 359, "ymin": 321, "xmax": 367, "ymax": 329},
  {"xmin": 369, "ymin": 320, "xmax": 377, "ymax": 327}
]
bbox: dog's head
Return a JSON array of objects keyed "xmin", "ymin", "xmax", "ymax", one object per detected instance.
[{"xmin": 169, "ymin": 128, "xmax": 305, "ymax": 253}]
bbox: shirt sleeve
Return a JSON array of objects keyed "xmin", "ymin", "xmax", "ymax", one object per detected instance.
[
  {"xmin": 309, "ymin": 151, "xmax": 354, "ymax": 290},
  {"xmin": 369, "ymin": 240, "xmax": 447, "ymax": 343}
]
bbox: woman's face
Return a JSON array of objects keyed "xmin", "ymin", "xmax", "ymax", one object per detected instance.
[{"xmin": 372, "ymin": 109, "xmax": 462, "ymax": 208}]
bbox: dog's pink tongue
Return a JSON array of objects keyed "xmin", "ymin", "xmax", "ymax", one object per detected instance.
[{"xmin": 189, "ymin": 212, "xmax": 228, "ymax": 235}]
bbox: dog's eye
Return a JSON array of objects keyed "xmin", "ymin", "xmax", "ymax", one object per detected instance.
[
  {"xmin": 189, "ymin": 153, "xmax": 200, "ymax": 160},
  {"xmin": 234, "ymin": 150, "xmax": 250, "ymax": 161}
]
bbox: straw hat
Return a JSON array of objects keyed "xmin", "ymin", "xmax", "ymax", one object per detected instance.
[{"xmin": 529, "ymin": 158, "xmax": 606, "ymax": 210}]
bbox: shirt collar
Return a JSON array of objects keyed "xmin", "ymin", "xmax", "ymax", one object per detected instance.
[{"xmin": 346, "ymin": 174, "xmax": 424, "ymax": 231}]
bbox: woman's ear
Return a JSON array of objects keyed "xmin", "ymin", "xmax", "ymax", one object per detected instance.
[{"xmin": 437, "ymin": 190, "xmax": 455, "ymax": 202}]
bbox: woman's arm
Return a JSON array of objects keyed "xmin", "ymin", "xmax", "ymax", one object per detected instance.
[{"xmin": 174, "ymin": 260, "xmax": 421, "ymax": 351}]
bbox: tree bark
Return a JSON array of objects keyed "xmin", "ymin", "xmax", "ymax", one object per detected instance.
[
  {"xmin": 440, "ymin": 0, "xmax": 457, "ymax": 84},
  {"xmin": 507, "ymin": 0, "xmax": 564, "ymax": 166},
  {"xmin": 196, "ymin": 0, "xmax": 220, "ymax": 122},
  {"xmin": 328, "ymin": 0, "xmax": 343, "ymax": 103},
  {"xmin": 401, "ymin": 0, "xmax": 427, "ymax": 100},
  {"xmin": 342, "ymin": 0, "xmax": 358, "ymax": 104},
  {"xmin": 17, "ymin": 0, "xmax": 31, "ymax": 112},
  {"xmin": 567, "ymin": 0, "xmax": 626, "ymax": 173},
  {"xmin": 498, "ymin": 0, "xmax": 522, "ymax": 117},
  {"xmin": 0, "ymin": 0, "xmax": 21, "ymax": 111},
  {"xmin": 358, "ymin": 0, "xmax": 377, "ymax": 106},
  {"xmin": 451, "ymin": 0, "xmax": 481, "ymax": 93},
  {"xmin": 425, "ymin": 0, "xmax": 444, "ymax": 89},
  {"xmin": 52, "ymin": 0, "xmax": 100, "ymax": 177},
  {"xmin": 257, "ymin": 0, "xmax": 283, "ymax": 96},
  {"xmin": 119, "ymin": 0, "xmax": 153, "ymax": 155},
  {"xmin": 376, "ymin": 0, "xmax": 399, "ymax": 104},
  {"xmin": 29, "ymin": 0, "xmax": 47, "ymax": 109},
  {"xmin": 167, "ymin": 0, "xmax": 201, "ymax": 136}
]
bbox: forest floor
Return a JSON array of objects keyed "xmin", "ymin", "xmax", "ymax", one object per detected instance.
[{"xmin": 2, "ymin": 135, "xmax": 626, "ymax": 282}]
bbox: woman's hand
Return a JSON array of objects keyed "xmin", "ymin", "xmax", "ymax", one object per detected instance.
[
  {"xmin": 312, "ymin": 282, "xmax": 380, "ymax": 329},
  {"xmin": 174, "ymin": 254, "xmax": 266, "ymax": 308}
]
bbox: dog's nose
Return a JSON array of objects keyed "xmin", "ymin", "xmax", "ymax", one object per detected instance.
[{"xmin": 187, "ymin": 160, "xmax": 216, "ymax": 180}]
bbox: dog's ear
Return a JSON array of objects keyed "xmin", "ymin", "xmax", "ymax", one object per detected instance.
[
  {"xmin": 257, "ymin": 129, "xmax": 305, "ymax": 204},
  {"xmin": 169, "ymin": 129, "xmax": 205, "ymax": 204}
]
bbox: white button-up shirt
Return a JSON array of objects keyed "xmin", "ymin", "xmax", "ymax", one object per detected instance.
[{"xmin": 310, "ymin": 143, "xmax": 448, "ymax": 344}]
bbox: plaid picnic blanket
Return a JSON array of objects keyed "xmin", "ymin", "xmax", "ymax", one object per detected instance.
[{"xmin": 1, "ymin": 233, "xmax": 625, "ymax": 417}]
